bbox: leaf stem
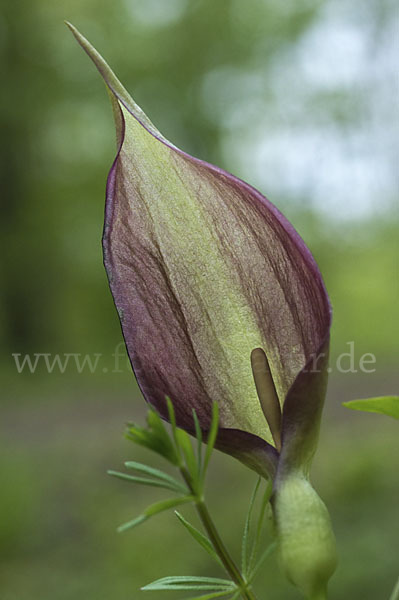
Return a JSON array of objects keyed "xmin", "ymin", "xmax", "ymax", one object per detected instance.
[{"xmin": 180, "ymin": 467, "xmax": 258, "ymax": 600}]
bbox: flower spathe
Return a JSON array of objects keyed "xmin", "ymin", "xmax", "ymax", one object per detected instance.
[
  {"xmin": 67, "ymin": 22, "xmax": 331, "ymax": 479},
  {"xmin": 68, "ymin": 24, "xmax": 337, "ymax": 598}
]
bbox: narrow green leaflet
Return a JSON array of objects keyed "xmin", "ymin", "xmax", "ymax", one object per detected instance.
[
  {"xmin": 203, "ymin": 403, "xmax": 219, "ymax": 475},
  {"xmin": 117, "ymin": 514, "xmax": 147, "ymax": 531},
  {"xmin": 148, "ymin": 409, "xmax": 180, "ymax": 463},
  {"xmin": 107, "ymin": 470, "xmax": 185, "ymax": 493},
  {"xmin": 248, "ymin": 541, "xmax": 277, "ymax": 583},
  {"xmin": 166, "ymin": 397, "xmax": 183, "ymax": 463},
  {"xmin": 193, "ymin": 409, "xmax": 203, "ymax": 478},
  {"xmin": 248, "ymin": 478, "xmax": 273, "ymax": 574},
  {"xmin": 123, "ymin": 460, "xmax": 187, "ymax": 493},
  {"xmin": 241, "ymin": 477, "xmax": 261, "ymax": 577},
  {"xmin": 342, "ymin": 396, "xmax": 399, "ymax": 420},
  {"xmin": 176, "ymin": 428, "xmax": 199, "ymax": 485},
  {"xmin": 175, "ymin": 511, "xmax": 223, "ymax": 566},
  {"xmin": 141, "ymin": 575, "xmax": 235, "ymax": 591},
  {"xmin": 117, "ymin": 495, "xmax": 194, "ymax": 532},
  {"xmin": 181, "ymin": 591, "xmax": 236, "ymax": 600},
  {"xmin": 126, "ymin": 409, "xmax": 179, "ymax": 464}
]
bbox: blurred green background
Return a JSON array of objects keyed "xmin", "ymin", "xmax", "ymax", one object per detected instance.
[{"xmin": 1, "ymin": 0, "xmax": 398, "ymax": 598}]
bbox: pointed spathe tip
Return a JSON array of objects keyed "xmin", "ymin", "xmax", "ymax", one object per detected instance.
[{"xmin": 66, "ymin": 23, "xmax": 169, "ymax": 144}]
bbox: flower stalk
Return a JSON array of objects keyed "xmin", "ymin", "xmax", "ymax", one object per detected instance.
[{"xmin": 195, "ymin": 498, "xmax": 257, "ymax": 600}]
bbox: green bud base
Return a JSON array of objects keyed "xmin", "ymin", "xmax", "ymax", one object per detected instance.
[{"xmin": 273, "ymin": 474, "xmax": 337, "ymax": 600}]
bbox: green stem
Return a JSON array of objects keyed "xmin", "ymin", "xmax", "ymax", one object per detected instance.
[
  {"xmin": 196, "ymin": 500, "xmax": 257, "ymax": 600},
  {"xmin": 180, "ymin": 467, "xmax": 257, "ymax": 600}
]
